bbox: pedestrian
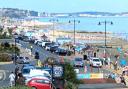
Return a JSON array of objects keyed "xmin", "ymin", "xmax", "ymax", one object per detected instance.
[
  {"xmin": 122, "ymin": 67, "xmax": 126, "ymax": 75},
  {"xmin": 9, "ymin": 72, "xmax": 15, "ymax": 87},
  {"xmin": 30, "ymin": 46, "xmax": 33, "ymax": 56},
  {"xmin": 120, "ymin": 75, "xmax": 126, "ymax": 85},
  {"xmin": 17, "ymin": 72, "xmax": 25, "ymax": 85},
  {"xmin": 114, "ymin": 60, "xmax": 118, "ymax": 71},
  {"xmin": 15, "ymin": 66, "xmax": 19, "ymax": 82}
]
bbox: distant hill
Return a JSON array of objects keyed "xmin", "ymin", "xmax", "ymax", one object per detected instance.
[
  {"xmin": 0, "ymin": 8, "xmax": 128, "ymax": 18},
  {"xmin": 50, "ymin": 11, "xmax": 128, "ymax": 17},
  {"xmin": 0, "ymin": 8, "xmax": 38, "ymax": 18}
]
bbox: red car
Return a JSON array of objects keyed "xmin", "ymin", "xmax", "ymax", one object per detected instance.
[{"xmin": 27, "ymin": 78, "xmax": 52, "ymax": 89}]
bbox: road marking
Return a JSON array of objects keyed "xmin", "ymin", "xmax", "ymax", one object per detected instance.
[{"xmin": 0, "ymin": 70, "xmax": 7, "ymax": 81}]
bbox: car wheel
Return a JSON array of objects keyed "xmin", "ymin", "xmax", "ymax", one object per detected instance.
[{"xmin": 32, "ymin": 87, "xmax": 37, "ymax": 89}]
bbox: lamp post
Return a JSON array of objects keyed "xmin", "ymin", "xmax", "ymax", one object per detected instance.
[
  {"xmin": 14, "ymin": 35, "xmax": 17, "ymax": 86},
  {"xmin": 69, "ymin": 19, "xmax": 80, "ymax": 55},
  {"xmin": 14, "ymin": 37, "xmax": 16, "ymax": 65},
  {"xmin": 49, "ymin": 18, "xmax": 58, "ymax": 42},
  {"xmin": 98, "ymin": 21, "xmax": 113, "ymax": 60}
]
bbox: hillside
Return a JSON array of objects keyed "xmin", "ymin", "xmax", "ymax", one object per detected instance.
[{"xmin": 0, "ymin": 8, "xmax": 38, "ymax": 18}]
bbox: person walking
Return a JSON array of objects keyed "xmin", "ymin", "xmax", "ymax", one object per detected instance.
[
  {"xmin": 114, "ymin": 59, "xmax": 118, "ymax": 71},
  {"xmin": 120, "ymin": 75, "xmax": 126, "ymax": 85},
  {"xmin": 17, "ymin": 72, "xmax": 25, "ymax": 85},
  {"xmin": 15, "ymin": 66, "xmax": 19, "ymax": 84},
  {"xmin": 9, "ymin": 72, "xmax": 15, "ymax": 87}
]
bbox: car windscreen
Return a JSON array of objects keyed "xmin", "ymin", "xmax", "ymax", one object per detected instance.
[
  {"xmin": 22, "ymin": 69, "xmax": 30, "ymax": 74},
  {"xmin": 45, "ymin": 43, "xmax": 52, "ymax": 46},
  {"xmin": 93, "ymin": 59, "xmax": 100, "ymax": 62},
  {"xmin": 19, "ymin": 57, "xmax": 24, "ymax": 59},
  {"xmin": 75, "ymin": 58, "xmax": 82, "ymax": 61},
  {"xmin": 25, "ymin": 57, "xmax": 29, "ymax": 60}
]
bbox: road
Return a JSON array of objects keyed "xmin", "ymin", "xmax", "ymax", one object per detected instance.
[
  {"xmin": 19, "ymin": 41, "xmax": 60, "ymax": 62},
  {"xmin": 0, "ymin": 63, "xmax": 15, "ymax": 87},
  {"xmin": 0, "ymin": 40, "xmax": 61, "ymax": 87},
  {"xmin": 0, "ymin": 40, "xmax": 115, "ymax": 87}
]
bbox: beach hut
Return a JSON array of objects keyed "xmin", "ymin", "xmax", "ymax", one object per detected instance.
[{"xmin": 41, "ymin": 34, "xmax": 48, "ymax": 41}]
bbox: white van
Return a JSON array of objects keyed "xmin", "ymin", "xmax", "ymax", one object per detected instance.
[
  {"xmin": 90, "ymin": 57, "xmax": 102, "ymax": 67},
  {"xmin": 22, "ymin": 67, "xmax": 51, "ymax": 84}
]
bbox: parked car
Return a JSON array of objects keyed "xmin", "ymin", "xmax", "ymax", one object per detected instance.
[
  {"xmin": 55, "ymin": 48, "xmax": 67, "ymax": 56},
  {"xmin": 45, "ymin": 44, "xmax": 54, "ymax": 50},
  {"xmin": 34, "ymin": 39, "xmax": 40, "ymax": 45},
  {"xmin": 16, "ymin": 56, "xmax": 30, "ymax": 64},
  {"xmin": 42, "ymin": 42, "xmax": 52, "ymax": 48},
  {"xmin": 22, "ymin": 68, "xmax": 51, "ymax": 84},
  {"xmin": 89, "ymin": 57, "xmax": 102, "ymax": 67},
  {"xmin": 27, "ymin": 78, "xmax": 52, "ymax": 89},
  {"xmin": 74, "ymin": 57, "xmax": 84, "ymax": 67},
  {"xmin": 49, "ymin": 46, "xmax": 59, "ymax": 53},
  {"xmin": 66, "ymin": 50, "xmax": 74, "ymax": 56},
  {"xmin": 22, "ymin": 64, "xmax": 35, "ymax": 69},
  {"xmin": 37, "ymin": 41, "xmax": 43, "ymax": 46}
]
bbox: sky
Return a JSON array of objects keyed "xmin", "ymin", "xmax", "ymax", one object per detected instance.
[{"xmin": 0, "ymin": 0, "xmax": 128, "ymax": 13}]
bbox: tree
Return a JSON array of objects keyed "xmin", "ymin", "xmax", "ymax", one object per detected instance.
[
  {"xmin": 0, "ymin": 27, "xmax": 3, "ymax": 34},
  {"xmin": 7, "ymin": 27, "xmax": 13, "ymax": 36},
  {"xmin": 64, "ymin": 63, "xmax": 79, "ymax": 84},
  {"xmin": 4, "ymin": 42, "xmax": 10, "ymax": 48},
  {"xmin": 64, "ymin": 63, "xmax": 81, "ymax": 89}
]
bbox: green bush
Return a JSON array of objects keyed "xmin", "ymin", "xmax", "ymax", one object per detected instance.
[
  {"xmin": 0, "ymin": 42, "xmax": 20, "ymax": 56},
  {"xmin": 64, "ymin": 63, "xmax": 80, "ymax": 84},
  {"xmin": 0, "ymin": 85, "xmax": 31, "ymax": 89},
  {"xmin": 64, "ymin": 81, "xmax": 78, "ymax": 89},
  {"xmin": 64, "ymin": 62, "xmax": 84, "ymax": 89}
]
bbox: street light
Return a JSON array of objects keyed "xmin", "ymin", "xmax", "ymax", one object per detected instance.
[
  {"xmin": 49, "ymin": 18, "xmax": 58, "ymax": 42},
  {"xmin": 98, "ymin": 20, "xmax": 113, "ymax": 60},
  {"xmin": 14, "ymin": 35, "xmax": 17, "ymax": 86},
  {"xmin": 69, "ymin": 19, "xmax": 80, "ymax": 55}
]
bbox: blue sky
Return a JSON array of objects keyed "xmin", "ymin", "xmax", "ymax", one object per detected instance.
[{"xmin": 0, "ymin": 0, "xmax": 128, "ymax": 13}]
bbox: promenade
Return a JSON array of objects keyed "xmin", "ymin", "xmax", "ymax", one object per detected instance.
[{"xmin": 103, "ymin": 65, "xmax": 128, "ymax": 86}]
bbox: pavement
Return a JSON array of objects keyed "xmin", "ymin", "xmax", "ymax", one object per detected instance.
[
  {"xmin": 79, "ymin": 83, "xmax": 128, "ymax": 89},
  {"xmin": 103, "ymin": 65, "xmax": 128, "ymax": 86}
]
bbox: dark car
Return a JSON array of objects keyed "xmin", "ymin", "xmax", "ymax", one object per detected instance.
[
  {"xmin": 66, "ymin": 50, "xmax": 74, "ymax": 56},
  {"xmin": 55, "ymin": 48, "xmax": 67, "ymax": 56},
  {"xmin": 49, "ymin": 46, "xmax": 58, "ymax": 53}
]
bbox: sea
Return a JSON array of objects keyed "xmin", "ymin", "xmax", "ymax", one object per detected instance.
[{"xmin": 33, "ymin": 16, "xmax": 128, "ymax": 41}]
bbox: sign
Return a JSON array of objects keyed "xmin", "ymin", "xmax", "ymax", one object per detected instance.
[
  {"xmin": 90, "ymin": 73, "xmax": 103, "ymax": 79},
  {"xmin": 77, "ymin": 74, "xmax": 90, "ymax": 79},
  {"xmin": 53, "ymin": 66, "xmax": 63, "ymax": 78}
]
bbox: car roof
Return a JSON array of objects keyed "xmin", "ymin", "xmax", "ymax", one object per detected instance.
[
  {"xmin": 75, "ymin": 57, "xmax": 83, "ymax": 61},
  {"xmin": 23, "ymin": 66, "xmax": 35, "ymax": 69},
  {"xmin": 90, "ymin": 57, "xmax": 100, "ymax": 59},
  {"xmin": 23, "ymin": 64, "xmax": 34, "ymax": 67}
]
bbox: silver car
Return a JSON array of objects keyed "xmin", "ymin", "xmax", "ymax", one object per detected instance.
[
  {"xmin": 16, "ymin": 56, "xmax": 29, "ymax": 64},
  {"xmin": 74, "ymin": 57, "xmax": 84, "ymax": 67}
]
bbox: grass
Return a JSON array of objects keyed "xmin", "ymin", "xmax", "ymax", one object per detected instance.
[{"xmin": 0, "ymin": 85, "xmax": 31, "ymax": 89}]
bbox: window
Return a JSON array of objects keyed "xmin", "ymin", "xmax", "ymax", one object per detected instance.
[
  {"xmin": 93, "ymin": 59, "xmax": 100, "ymax": 62},
  {"xmin": 36, "ymin": 79, "xmax": 50, "ymax": 84},
  {"xmin": 22, "ymin": 69, "xmax": 30, "ymax": 74}
]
